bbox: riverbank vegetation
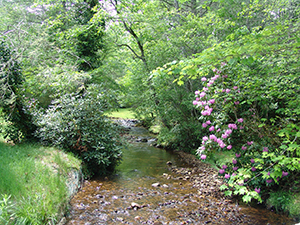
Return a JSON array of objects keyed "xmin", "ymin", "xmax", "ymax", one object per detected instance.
[
  {"xmin": 1, "ymin": 0, "xmax": 299, "ymax": 221},
  {"xmin": 0, "ymin": 141, "xmax": 81, "ymax": 224}
]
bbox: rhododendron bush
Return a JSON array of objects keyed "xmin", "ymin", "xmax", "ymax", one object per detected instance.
[{"xmin": 193, "ymin": 62, "xmax": 300, "ymax": 203}]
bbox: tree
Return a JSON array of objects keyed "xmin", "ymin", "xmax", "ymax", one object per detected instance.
[
  {"xmin": 0, "ymin": 40, "xmax": 37, "ymax": 141},
  {"xmin": 43, "ymin": 0, "xmax": 106, "ymax": 71}
]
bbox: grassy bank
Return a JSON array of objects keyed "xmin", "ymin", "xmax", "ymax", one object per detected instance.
[
  {"xmin": 0, "ymin": 141, "xmax": 81, "ymax": 224},
  {"xmin": 105, "ymin": 108, "xmax": 136, "ymax": 119}
]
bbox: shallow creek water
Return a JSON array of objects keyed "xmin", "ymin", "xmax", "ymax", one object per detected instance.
[{"xmin": 65, "ymin": 122, "xmax": 294, "ymax": 225}]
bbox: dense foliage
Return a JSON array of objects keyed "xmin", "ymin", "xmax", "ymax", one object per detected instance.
[
  {"xmin": 1, "ymin": 0, "xmax": 299, "ymax": 217},
  {"xmin": 0, "ymin": 40, "xmax": 37, "ymax": 142},
  {"xmin": 150, "ymin": 4, "xmax": 300, "ymax": 204},
  {"xmin": 33, "ymin": 86, "xmax": 122, "ymax": 176}
]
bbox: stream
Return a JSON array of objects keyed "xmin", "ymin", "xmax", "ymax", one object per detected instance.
[{"xmin": 65, "ymin": 120, "xmax": 294, "ymax": 225}]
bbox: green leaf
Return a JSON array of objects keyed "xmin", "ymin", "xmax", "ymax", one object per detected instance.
[
  {"xmin": 224, "ymin": 190, "xmax": 232, "ymax": 196},
  {"xmin": 220, "ymin": 184, "xmax": 228, "ymax": 190},
  {"xmin": 242, "ymin": 195, "xmax": 252, "ymax": 203}
]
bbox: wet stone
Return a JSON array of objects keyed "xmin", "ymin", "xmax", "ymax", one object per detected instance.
[{"xmin": 152, "ymin": 182, "xmax": 160, "ymax": 187}]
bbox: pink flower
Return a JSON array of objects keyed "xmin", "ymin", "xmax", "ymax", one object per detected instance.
[
  {"xmin": 203, "ymin": 87, "xmax": 208, "ymax": 91},
  {"xmin": 221, "ymin": 62, "xmax": 227, "ymax": 67},
  {"xmin": 247, "ymin": 141, "xmax": 253, "ymax": 145},
  {"xmin": 228, "ymin": 124, "xmax": 237, "ymax": 129},
  {"xmin": 251, "ymin": 158, "xmax": 255, "ymax": 163},
  {"xmin": 193, "ymin": 101, "xmax": 198, "ymax": 105},
  {"xmin": 202, "ymin": 123, "xmax": 208, "ymax": 128},
  {"xmin": 209, "ymin": 134, "xmax": 217, "ymax": 142},
  {"xmin": 263, "ymin": 147, "xmax": 268, "ymax": 152},
  {"xmin": 240, "ymin": 126, "xmax": 244, "ymax": 129},
  {"xmin": 232, "ymin": 173, "xmax": 236, "ymax": 177},
  {"xmin": 216, "ymin": 128, "xmax": 221, "ymax": 132},
  {"xmin": 232, "ymin": 159, "xmax": 237, "ymax": 164},
  {"xmin": 195, "ymin": 90, "xmax": 200, "ymax": 95},
  {"xmin": 202, "ymin": 136, "xmax": 208, "ymax": 141},
  {"xmin": 213, "ymin": 68, "xmax": 218, "ymax": 72},
  {"xmin": 222, "ymin": 134, "xmax": 228, "ymax": 139},
  {"xmin": 251, "ymin": 167, "xmax": 256, "ymax": 172},
  {"xmin": 209, "ymin": 126, "xmax": 215, "ymax": 132},
  {"xmin": 233, "ymin": 86, "xmax": 238, "ymax": 90},
  {"xmin": 219, "ymin": 143, "xmax": 226, "ymax": 148},
  {"xmin": 201, "ymin": 77, "xmax": 207, "ymax": 81},
  {"xmin": 222, "ymin": 75, "xmax": 228, "ymax": 78},
  {"xmin": 222, "ymin": 165, "xmax": 227, "ymax": 169},
  {"xmin": 225, "ymin": 129, "xmax": 232, "ymax": 135},
  {"xmin": 266, "ymin": 179, "xmax": 273, "ymax": 184},
  {"xmin": 206, "ymin": 120, "xmax": 211, "ymax": 125},
  {"xmin": 255, "ymin": 188, "xmax": 261, "ymax": 194},
  {"xmin": 235, "ymin": 153, "xmax": 241, "ymax": 158},
  {"xmin": 219, "ymin": 169, "xmax": 225, "ymax": 174},
  {"xmin": 201, "ymin": 155, "xmax": 207, "ymax": 160},
  {"xmin": 233, "ymin": 167, "xmax": 238, "ymax": 171},
  {"xmin": 199, "ymin": 146, "xmax": 205, "ymax": 151},
  {"xmin": 226, "ymin": 89, "xmax": 231, "ymax": 93},
  {"xmin": 227, "ymin": 145, "xmax": 232, "ymax": 150},
  {"xmin": 237, "ymin": 118, "xmax": 243, "ymax": 123},
  {"xmin": 201, "ymin": 110, "xmax": 208, "ymax": 116},
  {"xmin": 199, "ymin": 92, "xmax": 206, "ymax": 98},
  {"xmin": 241, "ymin": 146, "xmax": 247, "ymax": 150},
  {"xmin": 224, "ymin": 174, "xmax": 230, "ymax": 179},
  {"xmin": 208, "ymin": 99, "xmax": 215, "ymax": 104},
  {"xmin": 267, "ymin": 172, "xmax": 271, "ymax": 176},
  {"xmin": 234, "ymin": 101, "xmax": 240, "ymax": 105},
  {"xmin": 282, "ymin": 171, "xmax": 288, "ymax": 177}
]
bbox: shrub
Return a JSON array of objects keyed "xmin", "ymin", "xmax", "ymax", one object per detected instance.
[
  {"xmin": 193, "ymin": 62, "xmax": 300, "ymax": 203},
  {"xmin": 33, "ymin": 86, "xmax": 123, "ymax": 176},
  {"xmin": 142, "ymin": 63, "xmax": 204, "ymax": 152}
]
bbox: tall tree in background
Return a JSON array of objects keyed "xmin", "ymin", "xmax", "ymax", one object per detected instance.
[{"xmin": 44, "ymin": 0, "xmax": 106, "ymax": 71}]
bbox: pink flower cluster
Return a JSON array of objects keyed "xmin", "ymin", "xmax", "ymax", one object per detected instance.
[
  {"xmin": 195, "ymin": 66, "xmax": 244, "ymax": 160},
  {"xmin": 193, "ymin": 63, "xmax": 289, "ymax": 197}
]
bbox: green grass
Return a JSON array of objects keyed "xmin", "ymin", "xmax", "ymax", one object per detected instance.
[
  {"xmin": 0, "ymin": 142, "xmax": 81, "ymax": 224},
  {"xmin": 105, "ymin": 108, "xmax": 136, "ymax": 119}
]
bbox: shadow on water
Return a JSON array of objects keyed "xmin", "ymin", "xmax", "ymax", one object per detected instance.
[{"xmin": 65, "ymin": 123, "xmax": 295, "ymax": 225}]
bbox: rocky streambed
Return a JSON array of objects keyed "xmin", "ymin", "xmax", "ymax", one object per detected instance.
[{"xmin": 65, "ymin": 119, "xmax": 294, "ymax": 225}]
